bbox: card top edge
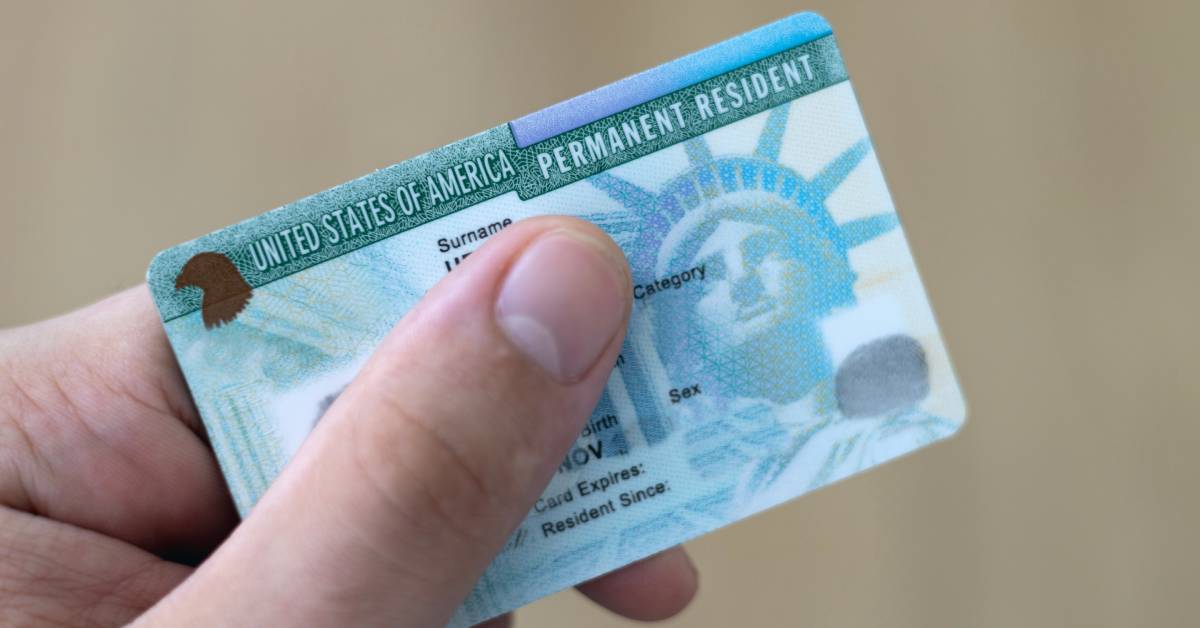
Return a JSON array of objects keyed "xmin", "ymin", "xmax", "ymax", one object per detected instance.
[{"xmin": 508, "ymin": 12, "xmax": 832, "ymax": 147}]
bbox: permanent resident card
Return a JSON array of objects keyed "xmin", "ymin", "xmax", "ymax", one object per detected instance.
[{"xmin": 147, "ymin": 13, "xmax": 966, "ymax": 626}]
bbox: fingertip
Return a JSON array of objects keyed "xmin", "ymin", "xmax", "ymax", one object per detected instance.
[
  {"xmin": 495, "ymin": 227, "xmax": 630, "ymax": 383},
  {"xmin": 576, "ymin": 546, "xmax": 699, "ymax": 621},
  {"xmin": 472, "ymin": 612, "xmax": 513, "ymax": 628}
]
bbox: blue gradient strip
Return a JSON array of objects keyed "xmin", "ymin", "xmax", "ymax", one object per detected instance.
[{"xmin": 508, "ymin": 12, "xmax": 832, "ymax": 148}]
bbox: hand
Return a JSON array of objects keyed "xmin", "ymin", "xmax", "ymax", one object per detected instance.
[{"xmin": 0, "ymin": 217, "xmax": 698, "ymax": 626}]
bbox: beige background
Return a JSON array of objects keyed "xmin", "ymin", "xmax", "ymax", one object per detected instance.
[{"xmin": 2, "ymin": 1, "xmax": 1198, "ymax": 626}]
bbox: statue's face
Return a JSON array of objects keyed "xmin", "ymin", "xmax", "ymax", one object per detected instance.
[{"xmin": 690, "ymin": 219, "xmax": 804, "ymax": 351}]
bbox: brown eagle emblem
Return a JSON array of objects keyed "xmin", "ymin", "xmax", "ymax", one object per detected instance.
[{"xmin": 175, "ymin": 252, "xmax": 253, "ymax": 329}]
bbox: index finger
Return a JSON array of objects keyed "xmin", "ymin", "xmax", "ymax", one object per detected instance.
[{"xmin": 576, "ymin": 545, "xmax": 699, "ymax": 621}]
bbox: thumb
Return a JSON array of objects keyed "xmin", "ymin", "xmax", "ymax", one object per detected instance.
[{"xmin": 140, "ymin": 217, "xmax": 632, "ymax": 627}]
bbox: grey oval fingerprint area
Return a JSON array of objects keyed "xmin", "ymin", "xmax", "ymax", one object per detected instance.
[{"xmin": 835, "ymin": 334, "xmax": 930, "ymax": 418}]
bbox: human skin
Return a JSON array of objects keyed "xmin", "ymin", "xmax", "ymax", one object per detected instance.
[{"xmin": 0, "ymin": 216, "xmax": 698, "ymax": 627}]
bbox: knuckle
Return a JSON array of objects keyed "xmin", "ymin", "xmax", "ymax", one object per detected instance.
[
  {"xmin": 344, "ymin": 377, "xmax": 505, "ymax": 552},
  {"xmin": 331, "ymin": 313, "xmax": 565, "ymax": 564}
]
